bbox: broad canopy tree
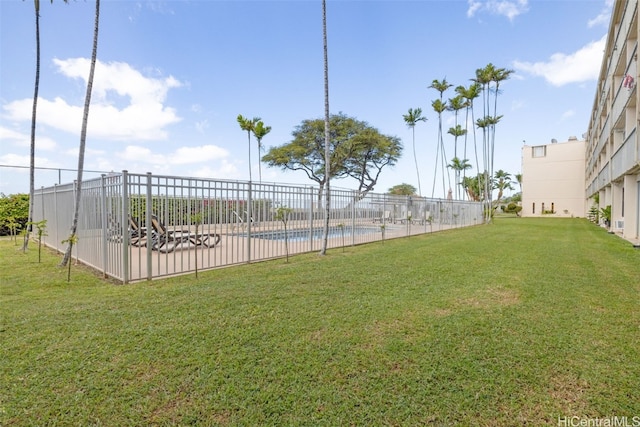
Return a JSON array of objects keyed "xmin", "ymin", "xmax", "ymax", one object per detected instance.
[
  {"xmin": 262, "ymin": 113, "xmax": 402, "ymax": 201},
  {"xmin": 388, "ymin": 183, "xmax": 417, "ymax": 196}
]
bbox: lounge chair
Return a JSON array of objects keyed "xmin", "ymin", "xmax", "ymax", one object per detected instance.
[
  {"xmin": 128, "ymin": 216, "xmax": 148, "ymax": 246},
  {"xmin": 149, "ymin": 215, "xmax": 221, "ymax": 253},
  {"xmin": 373, "ymin": 210, "xmax": 392, "ymax": 223},
  {"xmin": 107, "ymin": 214, "xmax": 147, "ymax": 246},
  {"xmin": 399, "ymin": 211, "xmax": 412, "ymax": 224},
  {"xmin": 413, "ymin": 211, "xmax": 432, "ymax": 225},
  {"xmin": 233, "ymin": 210, "xmax": 256, "ymax": 229}
]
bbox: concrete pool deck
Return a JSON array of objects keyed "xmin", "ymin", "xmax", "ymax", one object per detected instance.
[{"xmin": 117, "ymin": 218, "xmax": 461, "ymax": 282}]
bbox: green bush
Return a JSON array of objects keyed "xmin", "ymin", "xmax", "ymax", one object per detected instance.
[
  {"xmin": 0, "ymin": 193, "xmax": 29, "ymax": 236},
  {"xmin": 587, "ymin": 205, "xmax": 599, "ymax": 223},
  {"xmin": 503, "ymin": 202, "xmax": 522, "ymax": 216}
]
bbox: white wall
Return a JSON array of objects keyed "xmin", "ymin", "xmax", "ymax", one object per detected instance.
[{"xmin": 521, "ymin": 139, "xmax": 586, "ymax": 217}]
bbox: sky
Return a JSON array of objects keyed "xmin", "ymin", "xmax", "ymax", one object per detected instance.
[{"xmin": 0, "ymin": 0, "xmax": 613, "ymax": 199}]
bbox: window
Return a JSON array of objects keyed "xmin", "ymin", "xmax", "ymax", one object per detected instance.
[
  {"xmin": 532, "ymin": 203, "xmax": 535, "ymax": 214},
  {"xmin": 532, "ymin": 145, "xmax": 546, "ymax": 158}
]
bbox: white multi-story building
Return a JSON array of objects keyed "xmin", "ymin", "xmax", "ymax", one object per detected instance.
[
  {"xmin": 521, "ymin": 1, "xmax": 639, "ymax": 243},
  {"xmin": 521, "ymin": 137, "xmax": 586, "ymax": 218},
  {"xmin": 586, "ymin": 0, "xmax": 640, "ymax": 241}
]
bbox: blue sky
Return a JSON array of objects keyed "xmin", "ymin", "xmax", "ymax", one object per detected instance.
[{"xmin": 0, "ymin": 0, "xmax": 612, "ymax": 198}]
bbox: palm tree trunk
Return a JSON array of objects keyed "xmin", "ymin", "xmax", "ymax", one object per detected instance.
[
  {"xmin": 247, "ymin": 130, "xmax": 252, "ymax": 182},
  {"xmin": 23, "ymin": 0, "xmax": 42, "ymax": 252},
  {"xmin": 320, "ymin": 0, "xmax": 330, "ymax": 256},
  {"xmin": 257, "ymin": 146, "xmax": 262, "ymax": 183},
  {"xmin": 430, "ymin": 120, "xmax": 440, "ymax": 199},
  {"xmin": 412, "ymin": 127, "xmax": 421, "ymax": 196},
  {"xmin": 60, "ymin": 0, "xmax": 100, "ymax": 267}
]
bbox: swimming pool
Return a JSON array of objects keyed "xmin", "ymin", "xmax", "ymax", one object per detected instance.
[{"xmin": 244, "ymin": 226, "xmax": 382, "ymax": 242}]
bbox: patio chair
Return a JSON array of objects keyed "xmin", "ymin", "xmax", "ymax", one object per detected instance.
[
  {"xmin": 149, "ymin": 215, "xmax": 221, "ymax": 253},
  {"xmin": 373, "ymin": 210, "xmax": 392, "ymax": 223},
  {"xmin": 399, "ymin": 211, "xmax": 412, "ymax": 224},
  {"xmin": 233, "ymin": 210, "xmax": 256, "ymax": 229},
  {"xmin": 128, "ymin": 216, "xmax": 148, "ymax": 246},
  {"xmin": 413, "ymin": 211, "xmax": 432, "ymax": 225},
  {"xmin": 106, "ymin": 214, "xmax": 147, "ymax": 246}
]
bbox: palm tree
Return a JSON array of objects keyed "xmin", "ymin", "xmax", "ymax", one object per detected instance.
[
  {"xmin": 515, "ymin": 172, "xmax": 522, "ymax": 193},
  {"xmin": 447, "ymin": 95, "xmax": 466, "ymax": 159},
  {"xmin": 429, "ymin": 79, "xmax": 452, "ymax": 199},
  {"xmin": 488, "ymin": 66, "xmax": 513, "ymax": 199},
  {"xmin": 473, "ymin": 64, "xmax": 513, "ymax": 222},
  {"xmin": 455, "ymin": 82, "xmax": 482, "ymax": 185},
  {"xmin": 447, "ymin": 157, "xmax": 472, "ymax": 200},
  {"xmin": 461, "ymin": 171, "xmax": 491, "ymax": 202},
  {"xmin": 447, "ymin": 94, "xmax": 468, "ymax": 200},
  {"xmin": 493, "ymin": 169, "xmax": 514, "ymax": 208},
  {"xmin": 461, "ymin": 176, "xmax": 480, "ymax": 202},
  {"xmin": 320, "ymin": 0, "xmax": 331, "ymax": 256},
  {"xmin": 447, "ymin": 125, "xmax": 466, "ymax": 199},
  {"xmin": 23, "ymin": 0, "xmax": 67, "ymax": 252},
  {"xmin": 237, "ymin": 114, "xmax": 261, "ymax": 182},
  {"xmin": 252, "ymin": 120, "xmax": 271, "ymax": 183},
  {"xmin": 402, "ymin": 108, "xmax": 427, "ymax": 196},
  {"xmin": 473, "ymin": 65, "xmax": 493, "ymax": 222},
  {"xmin": 60, "ymin": 0, "xmax": 100, "ymax": 268}
]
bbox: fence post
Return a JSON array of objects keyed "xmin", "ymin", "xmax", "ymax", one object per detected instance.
[
  {"xmin": 100, "ymin": 175, "xmax": 108, "ymax": 278},
  {"xmin": 72, "ymin": 180, "xmax": 77, "ymax": 261},
  {"xmin": 122, "ymin": 170, "xmax": 130, "ymax": 284},
  {"xmin": 247, "ymin": 181, "xmax": 252, "ymax": 263},
  {"xmin": 351, "ymin": 190, "xmax": 357, "ymax": 246},
  {"xmin": 409, "ymin": 196, "xmax": 413, "ymax": 235},
  {"xmin": 40, "ymin": 186, "xmax": 45, "ymax": 245},
  {"xmin": 53, "ymin": 184, "xmax": 58, "ymax": 250},
  {"xmin": 308, "ymin": 186, "xmax": 314, "ymax": 252},
  {"xmin": 146, "ymin": 172, "xmax": 153, "ymax": 280}
]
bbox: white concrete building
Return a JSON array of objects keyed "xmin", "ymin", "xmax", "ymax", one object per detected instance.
[
  {"xmin": 520, "ymin": 1, "xmax": 639, "ymax": 244},
  {"xmin": 521, "ymin": 138, "xmax": 586, "ymax": 218},
  {"xmin": 585, "ymin": 0, "xmax": 640, "ymax": 242}
]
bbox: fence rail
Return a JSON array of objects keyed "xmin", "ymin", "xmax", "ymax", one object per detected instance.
[{"xmin": 34, "ymin": 171, "xmax": 484, "ymax": 283}]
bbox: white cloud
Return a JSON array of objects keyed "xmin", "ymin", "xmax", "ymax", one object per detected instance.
[
  {"xmin": 561, "ymin": 110, "xmax": 576, "ymax": 120},
  {"xmin": 172, "ymin": 145, "xmax": 229, "ymax": 165},
  {"xmin": 0, "ymin": 126, "xmax": 26, "ymax": 142},
  {"xmin": 467, "ymin": 0, "xmax": 528, "ymax": 21},
  {"xmin": 192, "ymin": 160, "xmax": 239, "ymax": 180},
  {"xmin": 195, "ymin": 119, "xmax": 209, "ymax": 134},
  {"xmin": 512, "ymin": 35, "xmax": 606, "ymax": 86},
  {"xmin": 588, "ymin": 0, "xmax": 613, "ymax": 28},
  {"xmin": 118, "ymin": 145, "xmax": 167, "ymax": 165},
  {"xmin": 511, "ymin": 99, "xmax": 525, "ymax": 111},
  {"xmin": 64, "ymin": 146, "xmax": 106, "ymax": 158},
  {"xmin": 0, "ymin": 153, "xmax": 57, "ymax": 168},
  {"xmin": 0, "ymin": 126, "xmax": 58, "ymax": 154},
  {"xmin": 2, "ymin": 58, "xmax": 182, "ymax": 141},
  {"xmin": 117, "ymin": 144, "xmax": 229, "ymax": 168}
]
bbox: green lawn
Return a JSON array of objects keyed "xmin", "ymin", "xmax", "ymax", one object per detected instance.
[{"xmin": 2, "ymin": 218, "xmax": 639, "ymax": 426}]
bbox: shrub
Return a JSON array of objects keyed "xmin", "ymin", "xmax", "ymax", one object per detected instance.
[
  {"xmin": 587, "ymin": 205, "xmax": 599, "ymax": 223},
  {"xmin": 503, "ymin": 202, "xmax": 522, "ymax": 216},
  {"xmin": 0, "ymin": 193, "xmax": 29, "ymax": 236},
  {"xmin": 600, "ymin": 205, "xmax": 611, "ymax": 227}
]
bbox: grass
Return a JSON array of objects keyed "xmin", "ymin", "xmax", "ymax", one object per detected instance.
[{"xmin": 2, "ymin": 217, "xmax": 639, "ymax": 426}]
